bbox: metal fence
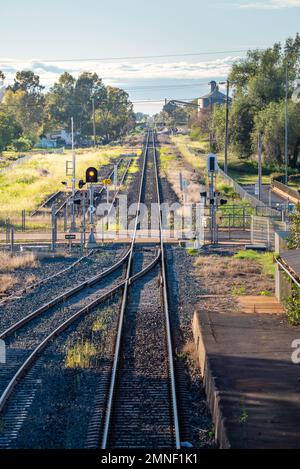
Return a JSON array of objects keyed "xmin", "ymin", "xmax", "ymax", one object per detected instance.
[
  {"xmin": 250, "ymin": 216, "xmax": 288, "ymax": 251},
  {"xmin": 272, "ymin": 179, "xmax": 300, "ymax": 202},
  {"xmin": 218, "ymin": 167, "xmax": 280, "ymax": 217}
]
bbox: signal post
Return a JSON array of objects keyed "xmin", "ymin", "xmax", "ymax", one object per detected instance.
[{"xmin": 85, "ymin": 167, "xmax": 98, "ymax": 249}]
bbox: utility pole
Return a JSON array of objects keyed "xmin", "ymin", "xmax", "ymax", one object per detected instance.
[
  {"xmin": 70, "ymin": 117, "xmax": 77, "ymax": 232},
  {"xmin": 224, "ymin": 80, "xmax": 230, "ymax": 174},
  {"xmin": 218, "ymin": 80, "xmax": 230, "ymax": 173},
  {"xmin": 258, "ymin": 130, "xmax": 263, "ymax": 202},
  {"xmin": 285, "ymin": 64, "xmax": 289, "ymax": 186},
  {"xmin": 92, "ymin": 98, "xmax": 96, "ymax": 147}
]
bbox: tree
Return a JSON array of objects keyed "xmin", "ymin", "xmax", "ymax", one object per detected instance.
[
  {"xmin": 212, "ymin": 35, "xmax": 300, "ymax": 161},
  {"xmin": 0, "ymin": 107, "xmax": 22, "ymax": 152},
  {"xmin": 229, "ymin": 94, "xmax": 258, "ymax": 159},
  {"xmin": 253, "ymin": 101, "xmax": 300, "ymax": 167},
  {"xmin": 3, "ymin": 71, "xmax": 45, "ymax": 142},
  {"xmin": 74, "ymin": 72, "xmax": 106, "ymax": 135},
  {"xmin": 3, "ymin": 88, "xmax": 44, "ymax": 143},
  {"xmin": 45, "ymin": 72, "xmax": 107, "ymax": 137},
  {"xmin": 287, "ymin": 204, "xmax": 300, "ymax": 249},
  {"xmin": 96, "ymin": 87, "xmax": 135, "ymax": 143},
  {"xmin": 44, "ymin": 72, "xmax": 76, "ymax": 132},
  {"xmin": 10, "ymin": 70, "xmax": 44, "ymax": 94}
]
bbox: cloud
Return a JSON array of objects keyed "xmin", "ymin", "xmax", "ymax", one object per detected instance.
[
  {"xmin": 0, "ymin": 56, "xmax": 239, "ymax": 87},
  {"xmin": 236, "ymin": 0, "xmax": 300, "ymax": 9}
]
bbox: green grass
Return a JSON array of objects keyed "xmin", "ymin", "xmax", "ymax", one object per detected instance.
[
  {"xmin": 231, "ymin": 285, "xmax": 246, "ymax": 296},
  {"xmin": 159, "ymin": 146, "xmax": 176, "ymax": 171},
  {"xmin": 186, "ymin": 247, "xmax": 199, "ymax": 256},
  {"xmin": 234, "ymin": 250, "xmax": 275, "ymax": 278},
  {"xmin": 176, "ymin": 134, "xmax": 274, "ymax": 185},
  {"xmin": 171, "ymin": 135, "xmax": 206, "ymax": 172}
]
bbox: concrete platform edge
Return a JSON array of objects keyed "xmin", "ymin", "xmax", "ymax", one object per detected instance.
[{"xmin": 192, "ymin": 312, "xmax": 231, "ymax": 449}]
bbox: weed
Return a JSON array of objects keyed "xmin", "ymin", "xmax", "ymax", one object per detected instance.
[
  {"xmin": 186, "ymin": 247, "xmax": 199, "ymax": 256},
  {"xmin": 239, "ymin": 409, "xmax": 249, "ymax": 424},
  {"xmin": 260, "ymin": 290, "xmax": 272, "ymax": 296},
  {"xmin": 231, "ymin": 284, "xmax": 246, "ymax": 296},
  {"xmin": 234, "ymin": 250, "xmax": 275, "ymax": 278},
  {"xmin": 0, "ymin": 274, "xmax": 15, "ymax": 293},
  {"xmin": 0, "ymin": 252, "xmax": 38, "ymax": 272}
]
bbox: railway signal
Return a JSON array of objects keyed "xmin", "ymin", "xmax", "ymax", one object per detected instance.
[
  {"xmin": 207, "ymin": 153, "xmax": 218, "ymax": 244},
  {"xmin": 78, "ymin": 179, "xmax": 86, "ymax": 189},
  {"xmin": 86, "ymin": 167, "xmax": 98, "ymax": 184},
  {"xmin": 84, "ymin": 167, "xmax": 98, "ymax": 248}
]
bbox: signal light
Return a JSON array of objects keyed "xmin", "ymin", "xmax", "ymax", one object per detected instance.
[
  {"xmin": 86, "ymin": 167, "xmax": 98, "ymax": 183},
  {"xmin": 78, "ymin": 180, "xmax": 86, "ymax": 189},
  {"xmin": 219, "ymin": 199, "xmax": 228, "ymax": 206}
]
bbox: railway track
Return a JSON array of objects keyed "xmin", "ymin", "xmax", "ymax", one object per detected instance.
[
  {"xmin": 100, "ymin": 130, "xmax": 180, "ymax": 449},
  {"xmin": 0, "ymin": 130, "xmax": 180, "ymax": 449}
]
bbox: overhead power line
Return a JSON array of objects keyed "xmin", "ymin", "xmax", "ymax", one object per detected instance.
[{"xmin": 0, "ymin": 47, "xmax": 267, "ymax": 64}]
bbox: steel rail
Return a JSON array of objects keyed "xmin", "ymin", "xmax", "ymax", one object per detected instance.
[
  {"xmin": 0, "ymin": 248, "xmax": 161, "ymax": 414},
  {"xmin": 30, "ymin": 190, "xmax": 62, "ymax": 217},
  {"xmin": 275, "ymin": 257, "xmax": 300, "ymax": 288},
  {"xmin": 0, "ymin": 248, "xmax": 130, "ymax": 340},
  {"xmin": 101, "ymin": 130, "xmax": 150, "ymax": 449},
  {"xmin": 0, "ymin": 249, "xmax": 95, "ymax": 307},
  {"xmin": 152, "ymin": 130, "xmax": 181, "ymax": 449}
]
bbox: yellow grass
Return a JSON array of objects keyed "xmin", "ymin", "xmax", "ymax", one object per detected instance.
[
  {"xmin": 65, "ymin": 340, "xmax": 97, "ymax": 369},
  {"xmin": 171, "ymin": 135, "xmax": 207, "ymax": 171},
  {"xmin": 0, "ymin": 274, "xmax": 15, "ymax": 293},
  {"xmin": 0, "ymin": 252, "xmax": 38, "ymax": 272}
]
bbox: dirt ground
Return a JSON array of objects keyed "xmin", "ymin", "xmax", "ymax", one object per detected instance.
[{"xmin": 192, "ymin": 246, "xmax": 275, "ymax": 321}]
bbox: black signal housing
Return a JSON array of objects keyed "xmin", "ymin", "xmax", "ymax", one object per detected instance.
[{"xmin": 86, "ymin": 167, "xmax": 98, "ymax": 184}]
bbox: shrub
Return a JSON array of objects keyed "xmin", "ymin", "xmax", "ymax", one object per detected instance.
[
  {"xmin": 8, "ymin": 136, "xmax": 32, "ymax": 152},
  {"xmin": 285, "ymin": 283, "xmax": 300, "ymax": 325}
]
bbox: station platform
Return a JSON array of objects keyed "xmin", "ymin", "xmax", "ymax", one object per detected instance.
[{"xmin": 192, "ymin": 300, "xmax": 300, "ymax": 448}]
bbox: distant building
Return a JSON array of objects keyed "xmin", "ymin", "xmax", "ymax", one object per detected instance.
[
  {"xmin": 197, "ymin": 81, "xmax": 230, "ymax": 113},
  {"xmin": 39, "ymin": 129, "xmax": 76, "ymax": 148}
]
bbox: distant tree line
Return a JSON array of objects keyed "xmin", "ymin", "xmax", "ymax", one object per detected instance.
[{"xmin": 0, "ymin": 70, "xmax": 135, "ymax": 152}]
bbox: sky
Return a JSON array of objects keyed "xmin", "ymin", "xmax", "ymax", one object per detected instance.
[{"xmin": 0, "ymin": 0, "xmax": 300, "ymax": 114}]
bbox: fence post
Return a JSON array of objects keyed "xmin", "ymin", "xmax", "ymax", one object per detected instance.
[
  {"xmin": 21, "ymin": 210, "xmax": 26, "ymax": 232},
  {"xmin": 10, "ymin": 227, "xmax": 14, "ymax": 253},
  {"xmin": 51, "ymin": 206, "xmax": 57, "ymax": 252},
  {"xmin": 5, "ymin": 219, "xmax": 10, "ymax": 244},
  {"xmin": 63, "ymin": 206, "xmax": 67, "ymax": 232},
  {"xmin": 267, "ymin": 219, "xmax": 270, "ymax": 249}
]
